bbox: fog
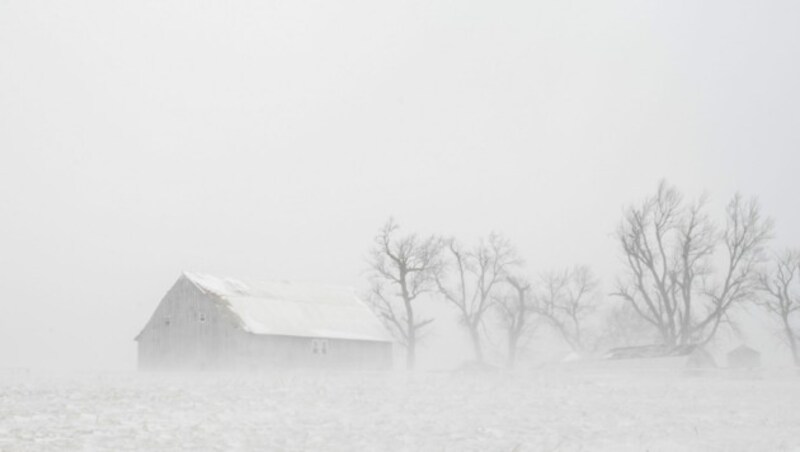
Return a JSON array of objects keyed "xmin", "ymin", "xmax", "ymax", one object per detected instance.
[
  {"xmin": 2, "ymin": 1, "xmax": 800, "ymax": 373},
  {"xmin": 4, "ymin": 1, "xmax": 800, "ymax": 450}
]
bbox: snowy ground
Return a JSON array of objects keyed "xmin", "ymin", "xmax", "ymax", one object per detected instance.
[{"xmin": 0, "ymin": 368, "xmax": 798, "ymax": 452}]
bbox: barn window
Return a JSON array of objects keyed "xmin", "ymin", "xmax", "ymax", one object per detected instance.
[
  {"xmin": 311, "ymin": 339, "xmax": 329, "ymax": 355},
  {"xmin": 199, "ymin": 313, "xmax": 206, "ymax": 323}
]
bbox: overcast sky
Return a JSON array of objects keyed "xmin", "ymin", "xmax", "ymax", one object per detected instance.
[{"xmin": 1, "ymin": 0, "xmax": 799, "ymax": 370}]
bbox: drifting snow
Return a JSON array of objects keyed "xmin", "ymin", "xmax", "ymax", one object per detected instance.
[{"xmin": 0, "ymin": 369, "xmax": 798, "ymax": 451}]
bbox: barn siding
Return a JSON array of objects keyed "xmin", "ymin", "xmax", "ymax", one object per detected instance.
[
  {"xmin": 137, "ymin": 276, "xmax": 242, "ymax": 370},
  {"xmin": 137, "ymin": 276, "xmax": 393, "ymax": 371},
  {"xmin": 238, "ymin": 335, "xmax": 393, "ymax": 370}
]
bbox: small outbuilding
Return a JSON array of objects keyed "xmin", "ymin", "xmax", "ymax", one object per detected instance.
[
  {"xmin": 727, "ymin": 345, "xmax": 761, "ymax": 369},
  {"xmin": 135, "ymin": 272, "xmax": 393, "ymax": 371}
]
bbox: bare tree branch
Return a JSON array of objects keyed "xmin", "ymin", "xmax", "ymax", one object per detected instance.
[
  {"xmin": 757, "ymin": 249, "xmax": 800, "ymax": 366},
  {"xmin": 535, "ymin": 265, "xmax": 600, "ymax": 353},
  {"xmin": 366, "ymin": 218, "xmax": 443, "ymax": 369},
  {"xmin": 436, "ymin": 233, "xmax": 521, "ymax": 363},
  {"xmin": 495, "ymin": 274, "xmax": 536, "ymax": 368},
  {"xmin": 613, "ymin": 181, "xmax": 773, "ymax": 346}
]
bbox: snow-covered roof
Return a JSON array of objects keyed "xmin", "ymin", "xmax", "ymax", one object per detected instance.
[{"xmin": 183, "ymin": 272, "xmax": 392, "ymax": 342}]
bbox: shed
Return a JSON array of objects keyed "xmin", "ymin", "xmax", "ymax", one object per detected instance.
[
  {"xmin": 727, "ymin": 345, "xmax": 761, "ymax": 369},
  {"xmin": 135, "ymin": 272, "xmax": 393, "ymax": 370}
]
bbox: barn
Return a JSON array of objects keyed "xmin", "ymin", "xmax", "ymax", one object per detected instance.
[
  {"xmin": 135, "ymin": 272, "xmax": 393, "ymax": 371},
  {"xmin": 727, "ymin": 345, "xmax": 761, "ymax": 369}
]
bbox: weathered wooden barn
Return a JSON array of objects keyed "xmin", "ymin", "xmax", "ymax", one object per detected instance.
[{"xmin": 135, "ymin": 272, "xmax": 393, "ymax": 370}]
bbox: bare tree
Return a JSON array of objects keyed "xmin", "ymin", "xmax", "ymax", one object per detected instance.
[
  {"xmin": 367, "ymin": 219, "xmax": 442, "ymax": 369},
  {"xmin": 613, "ymin": 181, "xmax": 773, "ymax": 346},
  {"xmin": 436, "ymin": 233, "xmax": 521, "ymax": 364},
  {"xmin": 495, "ymin": 275, "xmax": 536, "ymax": 368},
  {"xmin": 597, "ymin": 302, "xmax": 660, "ymax": 349},
  {"xmin": 757, "ymin": 250, "xmax": 800, "ymax": 366},
  {"xmin": 535, "ymin": 265, "xmax": 600, "ymax": 353}
]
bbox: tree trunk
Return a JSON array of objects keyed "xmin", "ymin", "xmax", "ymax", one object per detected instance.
[
  {"xmin": 469, "ymin": 326, "xmax": 483, "ymax": 364},
  {"xmin": 406, "ymin": 336, "xmax": 416, "ymax": 369},
  {"xmin": 783, "ymin": 316, "xmax": 799, "ymax": 367},
  {"xmin": 403, "ymin": 290, "xmax": 416, "ymax": 370},
  {"xmin": 661, "ymin": 328, "xmax": 678, "ymax": 347},
  {"xmin": 507, "ymin": 333, "xmax": 518, "ymax": 369}
]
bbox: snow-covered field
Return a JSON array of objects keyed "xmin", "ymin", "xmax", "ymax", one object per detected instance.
[{"xmin": 1, "ymin": 369, "xmax": 798, "ymax": 452}]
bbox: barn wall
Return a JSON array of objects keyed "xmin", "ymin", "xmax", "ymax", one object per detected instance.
[
  {"xmin": 238, "ymin": 335, "xmax": 393, "ymax": 370},
  {"xmin": 137, "ymin": 276, "xmax": 393, "ymax": 371},
  {"xmin": 136, "ymin": 276, "xmax": 245, "ymax": 370}
]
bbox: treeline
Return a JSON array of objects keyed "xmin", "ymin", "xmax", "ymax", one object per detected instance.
[{"xmin": 365, "ymin": 180, "xmax": 800, "ymax": 369}]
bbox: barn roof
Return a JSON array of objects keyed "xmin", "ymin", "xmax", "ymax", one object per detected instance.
[{"xmin": 182, "ymin": 272, "xmax": 393, "ymax": 342}]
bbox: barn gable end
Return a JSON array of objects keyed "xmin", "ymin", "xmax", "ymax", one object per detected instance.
[{"xmin": 135, "ymin": 274, "xmax": 244, "ymax": 370}]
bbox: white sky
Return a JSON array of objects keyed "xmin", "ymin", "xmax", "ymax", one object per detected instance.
[{"xmin": 1, "ymin": 0, "xmax": 799, "ymax": 369}]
